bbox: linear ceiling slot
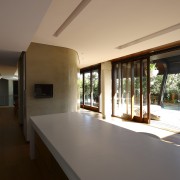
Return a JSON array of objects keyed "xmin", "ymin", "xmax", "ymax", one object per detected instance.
[
  {"xmin": 53, "ymin": 0, "xmax": 92, "ymax": 37},
  {"xmin": 116, "ymin": 23, "xmax": 180, "ymax": 49}
]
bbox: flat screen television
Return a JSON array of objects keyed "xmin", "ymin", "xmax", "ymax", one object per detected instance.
[{"xmin": 34, "ymin": 84, "xmax": 53, "ymax": 98}]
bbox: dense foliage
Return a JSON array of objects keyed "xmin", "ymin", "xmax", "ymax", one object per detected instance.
[{"xmin": 151, "ymin": 73, "xmax": 180, "ymax": 102}]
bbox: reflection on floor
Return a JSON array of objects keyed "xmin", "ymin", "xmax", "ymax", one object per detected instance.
[{"xmin": 80, "ymin": 109, "xmax": 180, "ymax": 146}]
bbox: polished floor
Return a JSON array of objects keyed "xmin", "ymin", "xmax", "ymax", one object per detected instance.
[{"xmin": 0, "ymin": 107, "xmax": 48, "ymax": 180}]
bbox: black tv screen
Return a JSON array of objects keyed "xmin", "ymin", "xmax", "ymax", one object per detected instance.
[{"xmin": 34, "ymin": 84, "xmax": 53, "ymax": 98}]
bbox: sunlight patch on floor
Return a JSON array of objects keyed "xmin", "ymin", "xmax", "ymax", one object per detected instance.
[{"xmin": 80, "ymin": 109, "xmax": 175, "ymax": 139}]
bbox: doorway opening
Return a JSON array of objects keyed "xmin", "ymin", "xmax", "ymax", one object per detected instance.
[{"xmin": 150, "ymin": 49, "xmax": 180, "ymax": 132}]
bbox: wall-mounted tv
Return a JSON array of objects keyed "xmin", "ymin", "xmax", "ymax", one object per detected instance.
[{"xmin": 34, "ymin": 84, "xmax": 53, "ymax": 98}]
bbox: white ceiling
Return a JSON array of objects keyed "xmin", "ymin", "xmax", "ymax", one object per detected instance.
[
  {"xmin": 0, "ymin": 0, "xmax": 180, "ymax": 76},
  {"xmin": 33, "ymin": 0, "xmax": 180, "ymax": 68},
  {"xmin": 0, "ymin": 0, "xmax": 51, "ymax": 79},
  {"xmin": 0, "ymin": 0, "xmax": 52, "ymax": 52}
]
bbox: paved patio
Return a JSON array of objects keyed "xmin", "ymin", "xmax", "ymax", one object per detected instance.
[{"xmin": 150, "ymin": 107, "xmax": 180, "ymax": 133}]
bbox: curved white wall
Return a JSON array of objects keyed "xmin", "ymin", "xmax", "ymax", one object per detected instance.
[{"xmin": 25, "ymin": 42, "xmax": 79, "ymax": 140}]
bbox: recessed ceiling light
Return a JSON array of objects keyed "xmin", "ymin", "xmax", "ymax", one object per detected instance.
[
  {"xmin": 53, "ymin": 0, "xmax": 92, "ymax": 37},
  {"xmin": 116, "ymin": 23, "xmax": 180, "ymax": 49}
]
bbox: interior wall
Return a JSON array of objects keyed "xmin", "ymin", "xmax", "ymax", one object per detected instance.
[
  {"xmin": 0, "ymin": 79, "xmax": 8, "ymax": 106},
  {"xmin": 26, "ymin": 42, "xmax": 79, "ymax": 140}
]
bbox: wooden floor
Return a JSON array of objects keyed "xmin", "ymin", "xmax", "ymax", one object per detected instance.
[{"xmin": 0, "ymin": 107, "xmax": 49, "ymax": 180}]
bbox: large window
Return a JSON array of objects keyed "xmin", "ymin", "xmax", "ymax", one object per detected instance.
[{"xmin": 80, "ymin": 66, "xmax": 100, "ymax": 111}]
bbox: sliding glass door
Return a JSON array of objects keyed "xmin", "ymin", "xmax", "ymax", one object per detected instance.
[
  {"xmin": 80, "ymin": 65, "xmax": 100, "ymax": 112},
  {"xmin": 112, "ymin": 58, "xmax": 150, "ymax": 123}
]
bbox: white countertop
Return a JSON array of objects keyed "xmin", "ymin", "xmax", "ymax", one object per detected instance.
[{"xmin": 30, "ymin": 112, "xmax": 180, "ymax": 180}]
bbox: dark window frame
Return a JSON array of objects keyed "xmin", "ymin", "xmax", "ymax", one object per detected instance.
[{"xmin": 80, "ymin": 64, "xmax": 101, "ymax": 112}]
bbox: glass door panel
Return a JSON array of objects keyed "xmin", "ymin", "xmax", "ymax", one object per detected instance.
[
  {"xmin": 133, "ymin": 59, "xmax": 149, "ymax": 121},
  {"xmin": 142, "ymin": 60, "xmax": 148, "ymax": 118},
  {"xmin": 84, "ymin": 72, "xmax": 91, "ymax": 106},
  {"xmin": 92, "ymin": 69, "xmax": 99, "ymax": 107},
  {"xmin": 134, "ymin": 61, "xmax": 141, "ymax": 118},
  {"xmin": 121, "ymin": 62, "xmax": 131, "ymax": 119},
  {"xmin": 80, "ymin": 73, "xmax": 83, "ymax": 105},
  {"xmin": 113, "ymin": 63, "xmax": 121, "ymax": 116}
]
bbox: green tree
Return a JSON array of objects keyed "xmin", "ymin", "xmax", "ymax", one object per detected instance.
[{"xmin": 150, "ymin": 75, "xmax": 163, "ymax": 95}]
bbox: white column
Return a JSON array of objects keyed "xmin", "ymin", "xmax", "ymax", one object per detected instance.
[{"xmin": 101, "ymin": 62, "xmax": 112, "ymax": 119}]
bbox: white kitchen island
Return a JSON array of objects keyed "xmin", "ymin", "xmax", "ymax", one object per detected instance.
[{"xmin": 30, "ymin": 112, "xmax": 180, "ymax": 180}]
